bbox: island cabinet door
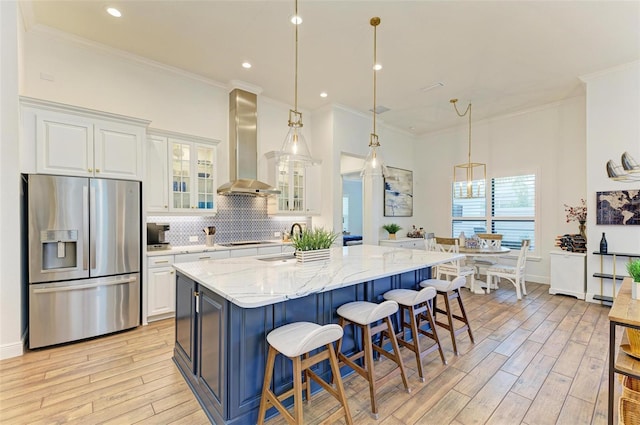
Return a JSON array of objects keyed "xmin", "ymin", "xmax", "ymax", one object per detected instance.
[
  {"xmin": 228, "ymin": 303, "xmax": 274, "ymax": 422},
  {"xmin": 175, "ymin": 273, "xmax": 197, "ymax": 373},
  {"xmin": 196, "ymin": 286, "xmax": 227, "ymax": 420}
]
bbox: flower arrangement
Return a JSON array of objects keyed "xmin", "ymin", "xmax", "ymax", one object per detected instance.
[{"xmin": 564, "ymin": 199, "xmax": 587, "ymax": 223}]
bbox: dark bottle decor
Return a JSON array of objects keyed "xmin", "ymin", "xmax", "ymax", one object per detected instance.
[{"xmin": 600, "ymin": 232, "xmax": 608, "ymax": 254}]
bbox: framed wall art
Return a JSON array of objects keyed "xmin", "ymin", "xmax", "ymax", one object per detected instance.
[
  {"xmin": 596, "ymin": 190, "xmax": 640, "ymax": 225},
  {"xmin": 384, "ymin": 166, "xmax": 413, "ymax": 217}
]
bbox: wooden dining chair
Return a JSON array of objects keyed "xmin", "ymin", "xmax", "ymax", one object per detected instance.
[
  {"xmin": 473, "ymin": 233, "xmax": 503, "ymax": 279},
  {"xmin": 431, "ymin": 237, "xmax": 477, "ymax": 293},
  {"xmin": 486, "ymin": 239, "xmax": 530, "ymax": 299}
]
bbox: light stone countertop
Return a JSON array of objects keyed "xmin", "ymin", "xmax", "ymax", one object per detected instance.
[{"xmin": 173, "ymin": 244, "xmax": 464, "ymax": 308}]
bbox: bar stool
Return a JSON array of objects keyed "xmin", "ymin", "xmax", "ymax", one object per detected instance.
[
  {"xmin": 257, "ymin": 322, "xmax": 353, "ymax": 425},
  {"xmin": 419, "ymin": 276, "xmax": 474, "ymax": 356},
  {"xmin": 335, "ymin": 300, "xmax": 410, "ymax": 418},
  {"xmin": 383, "ymin": 286, "xmax": 447, "ymax": 382}
]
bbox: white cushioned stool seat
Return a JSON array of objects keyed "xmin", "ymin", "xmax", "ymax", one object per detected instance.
[
  {"xmin": 383, "ymin": 287, "xmax": 437, "ymax": 307},
  {"xmin": 336, "ymin": 300, "xmax": 398, "ymax": 325},
  {"xmin": 267, "ymin": 322, "xmax": 343, "ymax": 358},
  {"xmin": 419, "ymin": 276, "xmax": 466, "ymax": 292}
]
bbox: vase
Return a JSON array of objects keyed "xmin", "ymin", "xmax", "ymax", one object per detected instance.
[{"xmin": 578, "ymin": 221, "xmax": 586, "ymax": 241}]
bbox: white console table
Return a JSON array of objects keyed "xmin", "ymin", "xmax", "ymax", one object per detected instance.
[
  {"xmin": 549, "ymin": 250, "xmax": 586, "ymax": 300},
  {"xmin": 379, "ymin": 237, "xmax": 426, "ymax": 250}
]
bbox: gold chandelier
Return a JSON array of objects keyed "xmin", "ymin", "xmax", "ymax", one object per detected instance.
[
  {"xmin": 451, "ymin": 98, "xmax": 486, "ymax": 198},
  {"xmin": 278, "ymin": 0, "xmax": 313, "ymax": 166},
  {"xmin": 362, "ymin": 17, "xmax": 387, "ymax": 177}
]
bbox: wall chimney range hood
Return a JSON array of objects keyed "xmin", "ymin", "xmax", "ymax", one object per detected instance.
[{"xmin": 217, "ymin": 89, "xmax": 280, "ymax": 196}]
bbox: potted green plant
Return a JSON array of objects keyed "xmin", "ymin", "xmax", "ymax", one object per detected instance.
[
  {"xmin": 628, "ymin": 259, "xmax": 640, "ymax": 282},
  {"xmin": 382, "ymin": 223, "xmax": 402, "ymax": 240},
  {"xmin": 627, "ymin": 259, "xmax": 640, "ymax": 299},
  {"xmin": 291, "ymin": 227, "xmax": 339, "ymax": 263}
]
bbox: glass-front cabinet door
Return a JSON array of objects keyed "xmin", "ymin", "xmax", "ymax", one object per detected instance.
[
  {"xmin": 266, "ymin": 151, "xmax": 320, "ymax": 216},
  {"xmin": 172, "ymin": 142, "xmax": 191, "ymax": 210},
  {"xmin": 195, "ymin": 144, "xmax": 215, "ymax": 212},
  {"xmin": 169, "ymin": 138, "xmax": 218, "ymax": 213}
]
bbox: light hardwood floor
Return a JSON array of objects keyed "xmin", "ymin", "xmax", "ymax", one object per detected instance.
[{"xmin": 0, "ymin": 282, "xmax": 620, "ymax": 424}]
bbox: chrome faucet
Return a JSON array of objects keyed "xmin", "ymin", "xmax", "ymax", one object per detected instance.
[{"xmin": 290, "ymin": 223, "xmax": 303, "ymax": 239}]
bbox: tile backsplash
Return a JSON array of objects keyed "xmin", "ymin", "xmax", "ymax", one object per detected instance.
[{"xmin": 147, "ymin": 195, "xmax": 311, "ymax": 246}]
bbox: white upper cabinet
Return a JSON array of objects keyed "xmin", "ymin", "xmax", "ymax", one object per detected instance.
[
  {"xmin": 265, "ymin": 151, "xmax": 321, "ymax": 216},
  {"xmin": 145, "ymin": 129, "xmax": 219, "ymax": 214},
  {"xmin": 146, "ymin": 134, "xmax": 169, "ymax": 212},
  {"xmin": 21, "ymin": 97, "xmax": 149, "ymax": 181}
]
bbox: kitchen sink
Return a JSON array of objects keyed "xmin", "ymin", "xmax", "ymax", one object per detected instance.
[{"xmin": 257, "ymin": 254, "xmax": 296, "ymax": 263}]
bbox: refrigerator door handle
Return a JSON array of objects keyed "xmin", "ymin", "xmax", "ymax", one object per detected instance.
[
  {"xmin": 83, "ymin": 184, "xmax": 89, "ymax": 271},
  {"xmin": 31, "ymin": 276, "xmax": 138, "ymax": 294},
  {"xmin": 90, "ymin": 184, "xmax": 96, "ymax": 270}
]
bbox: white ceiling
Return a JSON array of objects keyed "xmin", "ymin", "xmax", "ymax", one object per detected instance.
[{"xmin": 21, "ymin": 0, "xmax": 640, "ymax": 135}]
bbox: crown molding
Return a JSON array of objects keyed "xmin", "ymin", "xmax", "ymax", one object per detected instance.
[
  {"xmin": 579, "ymin": 60, "xmax": 640, "ymax": 83},
  {"xmin": 28, "ymin": 24, "xmax": 228, "ymax": 90}
]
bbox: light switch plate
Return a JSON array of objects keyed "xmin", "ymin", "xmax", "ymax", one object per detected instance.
[{"xmin": 189, "ymin": 236, "xmax": 198, "ymax": 242}]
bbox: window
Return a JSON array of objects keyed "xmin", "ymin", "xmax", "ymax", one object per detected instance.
[{"xmin": 451, "ymin": 174, "xmax": 536, "ymax": 250}]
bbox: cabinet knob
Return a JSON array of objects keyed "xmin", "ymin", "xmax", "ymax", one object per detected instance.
[
  {"xmin": 88, "ymin": 168, "xmax": 93, "ymax": 172},
  {"xmin": 96, "ymin": 169, "xmax": 100, "ymax": 173},
  {"xmin": 170, "ymin": 271, "xmax": 174, "ymax": 274},
  {"xmin": 164, "ymin": 205, "xmax": 168, "ymax": 209}
]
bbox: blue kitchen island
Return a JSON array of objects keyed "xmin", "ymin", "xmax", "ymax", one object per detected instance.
[{"xmin": 172, "ymin": 244, "xmax": 463, "ymax": 424}]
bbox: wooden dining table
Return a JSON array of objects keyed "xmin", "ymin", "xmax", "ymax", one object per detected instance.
[{"xmin": 458, "ymin": 246, "xmax": 511, "ymax": 294}]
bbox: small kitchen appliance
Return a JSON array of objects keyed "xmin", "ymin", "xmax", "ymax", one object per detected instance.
[{"xmin": 147, "ymin": 223, "xmax": 171, "ymax": 250}]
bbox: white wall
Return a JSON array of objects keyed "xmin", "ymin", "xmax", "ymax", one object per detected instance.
[
  {"xmin": 331, "ymin": 106, "xmax": 417, "ymax": 242},
  {"xmin": 1, "ymin": 1, "xmax": 25, "ymax": 359},
  {"xmin": 581, "ymin": 61, "xmax": 640, "ymax": 302},
  {"xmin": 414, "ymin": 96, "xmax": 587, "ymax": 284}
]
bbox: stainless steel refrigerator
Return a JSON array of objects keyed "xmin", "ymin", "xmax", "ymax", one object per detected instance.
[{"xmin": 26, "ymin": 174, "xmax": 140, "ymax": 348}]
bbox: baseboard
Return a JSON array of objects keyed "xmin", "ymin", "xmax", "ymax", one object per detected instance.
[{"xmin": 0, "ymin": 332, "xmax": 26, "ymax": 360}]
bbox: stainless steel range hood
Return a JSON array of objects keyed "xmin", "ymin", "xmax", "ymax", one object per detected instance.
[{"xmin": 217, "ymin": 89, "xmax": 280, "ymax": 196}]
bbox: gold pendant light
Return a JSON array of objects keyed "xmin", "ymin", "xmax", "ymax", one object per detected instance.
[
  {"xmin": 451, "ymin": 98, "xmax": 486, "ymax": 198},
  {"xmin": 278, "ymin": 0, "xmax": 314, "ymax": 166},
  {"xmin": 362, "ymin": 17, "xmax": 387, "ymax": 178}
]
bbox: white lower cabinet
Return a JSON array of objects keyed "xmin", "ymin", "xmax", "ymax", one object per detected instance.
[
  {"xmin": 549, "ymin": 250, "xmax": 586, "ymax": 300},
  {"xmin": 147, "ymin": 255, "xmax": 176, "ymax": 322}
]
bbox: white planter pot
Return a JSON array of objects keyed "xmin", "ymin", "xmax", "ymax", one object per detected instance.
[{"xmin": 295, "ymin": 248, "xmax": 331, "ymax": 264}]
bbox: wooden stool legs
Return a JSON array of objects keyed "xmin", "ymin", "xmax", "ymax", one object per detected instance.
[
  {"xmin": 336, "ymin": 316, "xmax": 410, "ymax": 418},
  {"xmin": 396, "ymin": 302, "xmax": 447, "ymax": 382},
  {"xmin": 433, "ymin": 288, "xmax": 474, "ymax": 355},
  {"xmin": 257, "ymin": 342, "xmax": 352, "ymax": 425}
]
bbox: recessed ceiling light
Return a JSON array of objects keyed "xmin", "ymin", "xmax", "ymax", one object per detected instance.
[
  {"xmin": 373, "ymin": 63, "xmax": 382, "ymax": 71},
  {"xmin": 290, "ymin": 15, "xmax": 302, "ymax": 25},
  {"xmin": 106, "ymin": 7, "xmax": 122, "ymax": 18},
  {"xmin": 320, "ymin": 92, "xmax": 328, "ymax": 98},
  {"xmin": 242, "ymin": 62, "xmax": 252, "ymax": 69}
]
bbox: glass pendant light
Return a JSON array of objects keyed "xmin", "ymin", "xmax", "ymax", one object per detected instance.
[
  {"xmin": 451, "ymin": 99, "xmax": 486, "ymax": 198},
  {"xmin": 361, "ymin": 17, "xmax": 387, "ymax": 178},
  {"xmin": 278, "ymin": 0, "xmax": 314, "ymax": 166}
]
